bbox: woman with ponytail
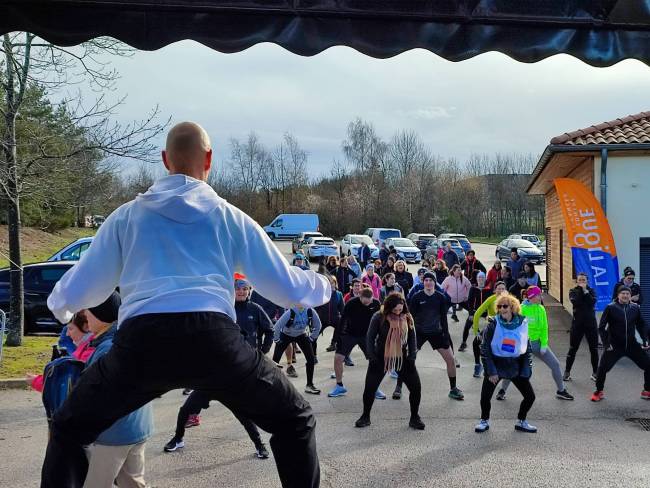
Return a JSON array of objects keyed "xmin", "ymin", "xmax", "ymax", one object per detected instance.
[{"xmin": 355, "ymin": 293, "xmax": 424, "ymax": 430}]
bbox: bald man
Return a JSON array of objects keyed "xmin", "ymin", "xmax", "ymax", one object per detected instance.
[{"xmin": 42, "ymin": 122, "xmax": 331, "ymax": 488}]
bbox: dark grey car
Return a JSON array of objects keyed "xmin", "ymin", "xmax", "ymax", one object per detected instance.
[{"xmin": 495, "ymin": 238, "xmax": 544, "ymax": 263}]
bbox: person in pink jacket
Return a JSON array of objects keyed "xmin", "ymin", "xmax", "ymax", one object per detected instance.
[
  {"xmin": 27, "ymin": 311, "xmax": 95, "ymax": 392},
  {"xmin": 441, "ymin": 264, "xmax": 472, "ymax": 322},
  {"xmin": 361, "ymin": 264, "xmax": 382, "ymax": 300}
]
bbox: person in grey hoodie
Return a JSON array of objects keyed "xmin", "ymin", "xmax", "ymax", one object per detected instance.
[{"xmin": 43, "ymin": 122, "xmax": 330, "ymax": 488}]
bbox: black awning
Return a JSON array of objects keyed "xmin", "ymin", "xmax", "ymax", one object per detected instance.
[{"xmin": 2, "ymin": 1, "xmax": 650, "ymax": 66}]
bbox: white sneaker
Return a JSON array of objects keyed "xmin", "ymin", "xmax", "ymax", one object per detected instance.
[
  {"xmin": 474, "ymin": 419, "xmax": 490, "ymax": 433},
  {"xmin": 515, "ymin": 420, "xmax": 537, "ymax": 433}
]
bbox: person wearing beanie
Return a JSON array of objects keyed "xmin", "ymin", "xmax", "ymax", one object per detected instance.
[
  {"xmin": 362, "ymin": 264, "xmax": 382, "ymax": 300},
  {"xmin": 498, "ymin": 286, "xmax": 574, "ymax": 401},
  {"xmin": 292, "ymin": 253, "xmax": 310, "ymax": 271},
  {"xmin": 611, "ymin": 267, "xmax": 643, "ymax": 305},
  {"xmin": 43, "ymin": 122, "xmax": 330, "ymax": 488},
  {"xmin": 395, "ymin": 272, "xmax": 464, "ymax": 401},
  {"xmin": 82, "ymin": 292, "xmax": 156, "ymax": 488},
  {"xmin": 591, "ymin": 286, "xmax": 650, "ymax": 402}
]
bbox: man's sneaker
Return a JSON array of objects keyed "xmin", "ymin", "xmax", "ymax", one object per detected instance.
[
  {"xmin": 458, "ymin": 342, "xmax": 467, "ymax": 352},
  {"xmin": 591, "ymin": 390, "xmax": 605, "ymax": 402},
  {"xmin": 474, "ymin": 419, "xmax": 490, "ymax": 433},
  {"xmin": 473, "ymin": 364, "xmax": 483, "ymax": 378},
  {"xmin": 375, "ymin": 389, "xmax": 387, "ymax": 400},
  {"xmin": 164, "ymin": 437, "xmax": 185, "ymax": 452},
  {"xmin": 355, "ymin": 415, "xmax": 371, "ymax": 428},
  {"xmin": 562, "ymin": 371, "xmax": 571, "ymax": 382},
  {"xmin": 330, "ymin": 372, "xmax": 336, "ymax": 379},
  {"xmin": 455, "ymin": 357, "xmax": 461, "ymax": 368},
  {"xmin": 449, "ymin": 387, "xmax": 464, "ymax": 401},
  {"xmin": 255, "ymin": 443, "xmax": 270, "ymax": 459},
  {"xmin": 389, "ymin": 370, "xmax": 399, "ymax": 379},
  {"xmin": 409, "ymin": 415, "xmax": 425, "ymax": 430},
  {"xmin": 313, "ymin": 356, "xmax": 319, "ymax": 364},
  {"xmin": 641, "ymin": 390, "xmax": 650, "ymax": 400},
  {"xmin": 305, "ymin": 384, "xmax": 321, "ymax": 395},
  {"xmin": 286, "ymin": 365, "xmax": 298, "ymax": 378},
  {"xmin": 325, "ymin": 344, "xmax": 336, "ymax": 352},
  {"xmin": 344, "ymin": 356, "xmax": 355, "ymax": 367},
  {"xmin": 590, "ymin": 373, "xmax": 597, "ymax": 382},
  {"xmin": 184, "ymin": 414, "xmax": 200, "ymax": 428},
  {"xmin": 556, "ymin": 389, "xmax": 574, "ymax": 400},
  {"xmin": 328, "ymin": 384, "xmax": 348, "ymax": 397},
  {"xmin": 515, "ymin": 420, "xmax": 537, "ymax": 433},
  {"xmin": 392, "ymin": 388, "xmax": 402, "ymax": 400},
  {"xmin": 182, "ymin": 388, "xmax": 192, "ymax": 395}
]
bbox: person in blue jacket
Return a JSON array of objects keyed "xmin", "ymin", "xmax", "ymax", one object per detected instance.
[{"xmin": 82, "ymin": 292, "xmax": 154, "ymax": 488}]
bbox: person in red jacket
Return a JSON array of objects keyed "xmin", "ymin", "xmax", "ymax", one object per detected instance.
[
  {"xmin": 460, "ymin": 250, "xmax": 487, "ymax": 286},
  {"xmin": 485, "ymin": 261, "xmax": 502, "ymax": 290}
]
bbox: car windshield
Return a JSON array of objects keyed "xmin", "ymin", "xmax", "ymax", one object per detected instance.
[
  {"xmin": 390, "ymin": 238, "xmax": 414, "ymax": 247},
  {"xmin": 510, "ymin": 239, "xmax": 537, "ymax": 248},
  {"xmin": 314, "ymin": 239, "xmax": 334, "ymax": 245},
  {"xmin": 379, "ymin": 230, "xmax": 400, "ymax": 239},
  {"xmin": 351, "ymin": 235, "xmax": 373, "ymax": 245},
  {"xmin": 522, "ymin": 235, "xmax": 540, "ymax": 242}
]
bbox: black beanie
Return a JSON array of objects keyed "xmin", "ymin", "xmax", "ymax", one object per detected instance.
[
  {"xmin": 88, "ymin": 291, "xmax": 121, "ymax": 324},
  {"xmin": 423, "ymin": 271, "xmax": 436, "ymax": 282}
]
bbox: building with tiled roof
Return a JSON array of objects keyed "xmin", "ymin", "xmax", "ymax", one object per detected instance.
[{"xmin": 527, "ymin": 112, "xmax": 650, "ymax": 320}]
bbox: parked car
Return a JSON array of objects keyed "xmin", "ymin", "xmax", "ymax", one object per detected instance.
[
  {"xmin": 384, "ymin": 237, "xmax": 421, "ymax": 264},
  {"xmin": 0, "ymin": 261, "xmax": 75, "ymax": 334},
  {"xmin": 369, "ymin": 228, "xmax": 402, "ymax": 247},
  {"xmin": 495, "ymin": 238, "xmax": 545, "ymax": 263},
  {"xmin": 291, "ymin": 232, "xmax": 323, "ymax": 254},
  {"xmin": 263, "ymin": 213, "xmax": 319, "ymax": 240},
  {"xmin": 425, "ymin": 238, "xmax": 466, "ymax": 262},
  {"xmin": 539, "ymin": 240, "xmax": 547, "ymax": 257},
  {"xmin": 300, "ymin": 237, "xmax": 338, "ymax": 261},
  {"xmin": 507, "ymin": 233, "xmax": 542, "ymax": 247},
  {"xmin": 340, "ymin": 234, "xmax": 378, "ymax": 259},
  {"xmin": 438, "ymin": 233, "xmax": 472, "ymax": 253},
  {"xmin": 406, "ymin": 233, "xmax": 437, "ymax": 256},
  {"xmin": 48, "ymin": 237, "xmax": 93, "ymax": 262}
]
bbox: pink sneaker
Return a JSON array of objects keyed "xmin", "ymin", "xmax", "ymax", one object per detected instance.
[{"xmin": 185, "ymin": 414, "xmax": 201, "ymax": 428}]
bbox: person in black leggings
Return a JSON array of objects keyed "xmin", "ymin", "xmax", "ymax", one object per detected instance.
[
  {"xmin": 355, "ymin": 293, "xmax": 424, "ymax": 430},
  {"xmin": 563, "ymin": 273, "xmax": 600, "ymax": 382},
  {"xmin": 164, "ymin": 390, "xmax": 269, "ymax": 458},
  {"xmin": 460, "ymin": 272, "xmax": 493, "ymax": 354}
]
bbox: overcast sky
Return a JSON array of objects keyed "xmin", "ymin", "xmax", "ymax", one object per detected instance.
[{"xmin": 100, "ymin": 41, "xmax": 650, "ymax": 178}]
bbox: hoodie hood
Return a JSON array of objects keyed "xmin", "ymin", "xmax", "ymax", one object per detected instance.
[{"xmin": 136, "ymin": 174, "xmax": 220, "ymax": 223}]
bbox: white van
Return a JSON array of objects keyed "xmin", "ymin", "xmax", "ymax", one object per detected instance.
[
  {"xmin": 369, "ymin": 228, "xmax": 402, "ymax": 246},
  {"xmin": 263, "ymin": 214, "xmax": 319, "ymax": 240}
]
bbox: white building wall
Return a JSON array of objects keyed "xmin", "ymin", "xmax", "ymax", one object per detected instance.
[{"xmin": 605, "ymin": 155, "xmax": 650, "ymax": 275}]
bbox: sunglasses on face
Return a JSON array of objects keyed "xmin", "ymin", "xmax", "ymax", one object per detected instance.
[{"xmin": 497, "ymin": 304, "xmax": 510, "ymax": 309}]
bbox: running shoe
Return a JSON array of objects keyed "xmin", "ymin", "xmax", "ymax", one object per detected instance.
[
  {"xmin": 355, "ymin": 415, "xmax": 371, "ymax": 428},
  {"xmin": 184, "ymin": 414, "xmax": 200, "ymax": 428},
  {"xmin": 255, "ymin": 443, "xmax": 270, "ymax": 459},
  {"xmin": 182, "ymin": 388, "xmax": 192, "ymax": 396},
  {"xmin": 458, "ymin": 342, "xmax": 467, "ymax": 352},
  {"xmin": 325, "ymin": 344, "xmax": 336, "ymax": 352},
  {"xmin": 328, "ymin": 384, "xmax": 348, "ymax": 397},
  {"xmin": 375, "ymin": 389, "xmax": 387, "ymax": 400},
  {"xmin": 556, "ymin": 389, "xmax": 574, "ymax": 401},
  {"xmin": 641, "ymin": 390, "xmax": 650, "ymax": 400},
  {"xmin": 590, "ymin": 390, "xmax": 605, "ymax": 402},
  {"xmin": 455, "ymin": 357, "xmax": 461, "ymax": 368},
  {"xmin": 164, "ymin": 437, "xmax": 185, "ymax": 452},
  {"xmin": 389, "ymin": 370, "xmax": 399, "ymax": 379},
  {"xmin": 515, "ymin": 420, "xmax": 537, "ymax": 433},
  {"xmin": 330, "ymin": 372, "xmax": 336, "ymax": 379},
  {"xmin": 496, "ymin": 389, "xmax": 506, "ymax": 401},
  {"xmin": 474, "ymin": 419, "xmax": 490, "ymax": 433},
  {"xmin": 473, "ymin": 364, "xmax": 483, "ymax": 378},
  {"xmin": 344, "ymin": 356, "xmax": 355, "ymax": 367},
  {"xmin": 562, "ymin": 371, "xmax": 571, "ymax": 382},
  {"xmin": 392, "ymin": 388, "xmax": 402, "ymax": 400},
  {"xmin": 286, "ymin": 365, "xmax": 298, "ymax": 378},
  {"xmin": 305, "ymin": 384, "xmax": 321, "ymax": 395},
  {"xmin": 409, "ymin": 415, "xmax": 425, "ymax": 430},
  {"xmin": 590, "ymin": 373, "xmax": 597, "ymax": 382},
  {"xmin": 448, "ymin": 387, "xmax": 464, "ymax": 401}
]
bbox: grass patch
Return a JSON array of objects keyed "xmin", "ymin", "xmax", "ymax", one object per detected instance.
[
  {"xmin": 0, "ymin": 226, "xmax": 95, "ymax": 268},
  {"xmin": 0, "ymin": 336, "xmax": 54, "ymax": 379},
  {"xmin": 468, "ymin": 236, "xmax": 503, "ymax": 245}
]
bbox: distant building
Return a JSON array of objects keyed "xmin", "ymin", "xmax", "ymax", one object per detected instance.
[{"xmin": 527, "ymin": 111, "xmax": 650, "ymax": 323}]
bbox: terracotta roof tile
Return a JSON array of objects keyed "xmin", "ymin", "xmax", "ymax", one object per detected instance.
[{"xmin": 550, "ymin": 111, "xmax": 650, "ymax": 145}]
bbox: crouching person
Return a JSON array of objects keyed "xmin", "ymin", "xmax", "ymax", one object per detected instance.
[{"xmin": 83, "ymin": 292, "xmax": 154, "ymax": 488}]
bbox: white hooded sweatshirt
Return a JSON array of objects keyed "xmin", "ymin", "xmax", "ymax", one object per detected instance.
[{"xmin": 47, "ymin": 174, "xmax": 331, "ymax": 325}]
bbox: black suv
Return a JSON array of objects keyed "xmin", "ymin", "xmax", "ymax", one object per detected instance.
[{"xmin": 0, "ymin": 261, "xmax": 75, "ymax": 334}]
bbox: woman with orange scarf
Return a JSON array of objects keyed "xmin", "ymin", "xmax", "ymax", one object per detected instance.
[{"xmin": 355, "ymin": 293, "xmax": 424, "ymax": 430}]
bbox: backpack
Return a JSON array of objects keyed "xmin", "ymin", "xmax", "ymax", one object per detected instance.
[
  {"xmin": 287, "ymin": 308, "xmax": 313, "ymax": 330},
  {"xmin": 41, "ymin": 356, "xmax": 86, "ymax": 422}
]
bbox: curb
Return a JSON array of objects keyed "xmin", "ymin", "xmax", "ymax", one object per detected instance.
[{"xmin": 0, "ymin": 378, "xmax": 29, "ymax": 390}]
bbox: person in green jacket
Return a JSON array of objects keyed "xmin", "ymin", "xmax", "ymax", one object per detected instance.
[
  {"xmin": 471, "ymin": 281, "xmax": 508, "ymax": 378},
  {"xmin": 498, "ymin": 286, "xmax": 574, "ymax": 401}
]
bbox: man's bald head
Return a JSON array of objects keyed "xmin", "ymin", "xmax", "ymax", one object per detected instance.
[{"xmin": 162, "ymin": 122, "xmax": 212, "ymax": 180}]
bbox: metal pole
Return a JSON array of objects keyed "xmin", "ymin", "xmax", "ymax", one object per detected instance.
[{"xmin": 0, "ymin": 309, "xmax": 6, "ymax": 364}]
